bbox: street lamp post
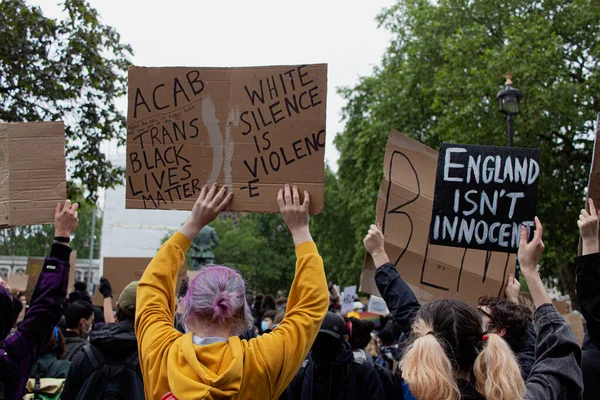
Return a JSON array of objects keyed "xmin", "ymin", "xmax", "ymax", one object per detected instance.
[{"xmin": 496, "ymin": 74, "xmax": 523, "ymax": 147}]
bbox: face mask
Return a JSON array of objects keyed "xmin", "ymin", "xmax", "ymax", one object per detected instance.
[
  {"xmin": 261, "ymin": 321, "xmax": 270, "ymax": 332},
  {"xmin": 82, "ymin": 319, "xmax": 92, "ymax": 337}
]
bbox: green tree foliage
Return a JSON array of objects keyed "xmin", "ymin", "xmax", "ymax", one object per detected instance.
[
  {"xmin": 0, "ymin": 197, "xmax": 102, "ymax": 258},
  {"xmin": 0, "ymin": 0, "xmax": 133, "ymax": 200},
  {"xmin": 334, "ymin": 0, "xmax": 600, "ymax": 304}
]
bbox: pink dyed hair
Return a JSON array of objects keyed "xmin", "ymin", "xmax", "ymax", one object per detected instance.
[{"xmin": 181, "ymin": 265, "xmax": 254, "ymax": 335}]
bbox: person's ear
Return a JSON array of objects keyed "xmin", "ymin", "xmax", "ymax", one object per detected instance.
[
  {"xmin": 498, "ymin": 327, "xmax": 507, "ymax": 338},
  {"xmin": 344, "ymin": 334, "xmax": 350, "ymax": 342}
]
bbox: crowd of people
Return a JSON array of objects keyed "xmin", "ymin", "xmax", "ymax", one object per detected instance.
[{"xmin": 0, "ymin": 184, "xmax": 598, "ymax": 399}]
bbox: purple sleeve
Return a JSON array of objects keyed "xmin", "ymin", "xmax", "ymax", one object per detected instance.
[{"xmin": 2, "ymin": 244, "xmax": 70, "ymax": 376}]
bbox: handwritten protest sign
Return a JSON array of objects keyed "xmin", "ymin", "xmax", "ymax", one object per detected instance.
[
  {"xmin": 429, "ymin": 144, "xmax": 540, "ymax": 253},
  {"xmin": 93, "ymin": 257, "xmax": 186, "ymax": 306},
  {"xmin": 126, "ymin": 65, "xmax": 327, "ymax": 214},
  {"xmin": 360, "ymin": 130, "xmax": 517, "ymax": 305},
  {"xmin": 341, "ymin": 285, "xmax": 357, "ymax": 315},
  {"xmin": 0, "ymin": 122, "xmax": 67, "ymax": 228}
]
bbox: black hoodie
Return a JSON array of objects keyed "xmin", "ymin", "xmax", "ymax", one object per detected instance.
[
  {"xmin": 283, "ymin": 341, "xmax": 386, "ymax": 400},
  {"xmin": 61, "ymin": 320, "xmax": 141, "ymax": 400}
]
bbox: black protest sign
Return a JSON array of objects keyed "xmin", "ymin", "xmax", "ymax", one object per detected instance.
[{"xmin": 429, "ymin": 144, "xmax": 540, "ymax": 253}]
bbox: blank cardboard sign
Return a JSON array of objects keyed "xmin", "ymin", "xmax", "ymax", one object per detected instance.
[
  {"xmin": 126, "ymin": 65, "xmax": 328, "ymax": 214},
  {"xmin": 0, "ymin": 122, "xmax": 67, "ymax": 228},
  {"xmin": 7, "ymin": 273, "xmax": 29, "ymax": 293},
  {"xmin": 360, "ymin": 130, "xmax": 516, "ymax": 306},
  {"xmin": 429, "ymin": 143, "xmax": 540, "ymax": 253},
  {"xmin": 24, "ymin": 251, "xmax": 77, "ymax": 301},
  {"xmin": 94, "ymin": 257, "xmax": 186, "ymax": 306}
]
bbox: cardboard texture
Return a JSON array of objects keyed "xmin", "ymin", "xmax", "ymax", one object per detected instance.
[
  {"xmin": 581, "ymin": 113, "xmax": 600, "ymax": 256},
  {"xmin": 430, "ymin": 143, "xmax": 540, "ymax": 253},
  {"xmin": 93, "ymin": 257, "xmax": 186, "ymax": 306},
  {"xmin": 552, "ymin": 300, "xmax": 569, "ymax": 315},
  {"xmin": 564, "ymin": 313, "xmax": 585, "ymax": 346},
  {"xmin": 7, "ymin": 273, "xmax": 29, "ymax": 293},
  {"xmin": 0, "ymin": 122, "xmax": 67, "ymax": 228},
  {"xmin": 24, "ymin": 257, "xmax": 45, "ymax": 301},
  {"xmin": 126, "ymin": 65, "xmax": 328, "ymax": 214},
  {"xmin": 360, "ymin": 130, "xmax": 517, "ymax": 305}
]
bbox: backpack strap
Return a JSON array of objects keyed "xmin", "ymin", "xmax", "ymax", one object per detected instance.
[
  {"xmin": 123, "ymin": 350, "xmax": 140, "ymax": 370},
  {"xmin": 82, "ymin": 344, "xmax": 105, "ymax": 370},
  {"xmin": 45, "ymin": 359, "xmax": 64, "ymax": 378},
  {"xmin": 65, "ymin": 340, "xmax": 87, "ymax": 362}
]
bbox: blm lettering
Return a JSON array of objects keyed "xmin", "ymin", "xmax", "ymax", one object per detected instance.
[{"xmin": 429, "ymin": 144, "xmax": 541, "ymax": 253}]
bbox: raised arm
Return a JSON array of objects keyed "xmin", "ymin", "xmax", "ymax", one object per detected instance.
[
  {"xmin": 519, "ymin": 218, "xmax": 584, "ymax": 399},
  {"xmin": 0, "ymin": 200, "xmax": 78, "ymax": 398},
  {"xmin": 99, "ymin": 277, "xmax": 115, "ymax": 324},
  {"xmin": 253, "ymin": 185, "xmax": 328, "ymax": 398},
  {"xmin": 135, "ymin": 184, "xmax": 232, "ymax": 399},
  {"xmin": 364, "ymin": 224, "xmax": 420, "ymax": 335},
  {"xmin": 575, "ymin": 198, "xmax": 600, "ymax": 347}
]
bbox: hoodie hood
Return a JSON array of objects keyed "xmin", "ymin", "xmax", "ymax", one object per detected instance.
[
  {"xmin": 0, "ymin": 285, "xmax": 14, "ymax": 340},
  {"xmin": 90, "ymin": 319, "xmax": 137, "ymax": 354},
  {"xmin": 168, "ymin": 333, "xmax": 244, "ymax": 398}
]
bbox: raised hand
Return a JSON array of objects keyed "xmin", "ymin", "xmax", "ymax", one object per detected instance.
[
  {"xmin": 180, "ymin": 184, "xmax": 233, "ymax": 241},
  {"xmin": 277, "ymin": 185, "xmax": 311, "ymax": 246},
  {"xmin": 363, "ymin": 224, "xmax": 390, "ymax": 268},
  {"xmin": 54, "ymin": 200, "xmax": 79, "ymax": 238},
  {"xmin": 99, "ymin": 277, "xmax": 113, "ymax": 299},
  {"xmin": 505, "ymin": 274, "xmax": 521, "ymax": 305},
  {"xmin": 578, "ymin": 198, "xmax": 600, "ymax": 255},
  {"xmin": 518, "ymin": 217, "xmax": 544, "ymax": 275}
]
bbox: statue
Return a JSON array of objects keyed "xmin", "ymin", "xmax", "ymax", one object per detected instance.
[{"xmin": 190, "ymin": 225, "xmax": 219, "ymax": 269}]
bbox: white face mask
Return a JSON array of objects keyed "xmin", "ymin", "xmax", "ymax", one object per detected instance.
[{"xmin": 82, "ymin": 319, "xmax": 92, "ymax": 337}]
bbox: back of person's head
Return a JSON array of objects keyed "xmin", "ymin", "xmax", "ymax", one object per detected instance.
[
  {"xmin": 42, "ymin": 327, "xmax": 67, "ymax": 359},
  {"xmin": 312, "ymin": 312, "xmax": 348, "ymax": 363},
  {"xmin": 65, "ymin": 300, "xmax": 94, "ymax": 330},
  {"xmin": 401, "ymin": 299, "xmax": 524, "ymax": 400},
  {"xmin": 116, "ymin": 280, "xmax": 138, "ymax": 322},
  {"xmin": 74, "ymin": 281, "xmax": 87, "ymax": 292},
  {"xmin": 263, "ymin": 310, "xmax": 277, "ymax": 321},
  {"xmin": 478, "ymin": 295, "xmax": 531, "ymax": 352},
  {"xmin": 181, "ymin": 266, "xmax": 253, "ymax": 335},
  {"xmin": 347, "ymin": 317, "xmax": 375, "ymax": 350},
  {"xmin": 261, "ymin": 295, "xmax": 276, "ymax": 313},
  {"xmin": 273, "ymin": 312, "xmax": 284, "ymax": 325}
]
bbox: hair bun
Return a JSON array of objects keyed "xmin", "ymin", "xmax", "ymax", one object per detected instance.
[{"xmin": 211, "ymin": 292, "xmax": 236, "ymax": 324}]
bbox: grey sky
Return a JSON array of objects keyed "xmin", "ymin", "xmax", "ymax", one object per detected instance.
[{"xmin": 33, "ymin": 0, "xmax": 394, "ymax": 169}]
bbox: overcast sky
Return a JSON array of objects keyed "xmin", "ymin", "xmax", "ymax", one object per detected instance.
[{"xmin": 33, "ymin": 0, "xmax": 394, "ymax": 170}]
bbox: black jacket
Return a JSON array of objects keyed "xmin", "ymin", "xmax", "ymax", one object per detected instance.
[
  {"xmin": 61, "ymin": 319, "xmax": 142, "ymax": 400},
  {"xmin": 375, "ymin": 263, "xmax": 583, "ymax": 399},
  {"xmin": 63, "ymin": 331, "xmax": 87, "ymax": 362},
  {"xmin": 575, "ymin": 253, "xmax": 600, "ymax": 400},
  {"xmin": 283, "ymin": 341, "xmax": 386, "ymax": 400},
  {"xmin": 375, "ymin": 262, "xmax": 535, "ymax": 380}
]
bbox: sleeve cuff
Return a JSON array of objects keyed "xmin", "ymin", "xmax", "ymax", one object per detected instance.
[
  {"xmin": 49, "ymin": 243, "xmax": 72, "ymax": 260},
  {"xmin": 295, "ymin": 241, "xmax": 318, "ymax": 258},
  {"xmin": 170, "ymin": 232, "xmax": 192, "ymax": 253},
  {"xmin": 533, "ymin": 303, "xmax": 558, "ymax": 320},
  {"xmin": 575, "ymin": 252, "xmax": 600, "ymax": 264}
]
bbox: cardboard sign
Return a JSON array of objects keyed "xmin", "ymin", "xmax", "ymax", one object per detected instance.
[
  {"xmin": 7, "ymin": 274, "xmax": 29, "ymax": 293},
  {"xmin": 126, "ymin": 65, "xmax": 328, "ymax": 214},
  {"xmin": 581, "ymin": 113, "xmax": 600, "ymax": 255},
  {"xmin": 429, "ymin": 144, "xmax": 540, "ymax": 253},
  {"xmin": 367, "ymin": 295, "xmax": 390, "ymax": 316},
  {"xmin": 564, "ymin": 313, "xmax": 584, "ymax": 346},
  {"xmin": 93, "ymin": 257, "xmax": 186, "ymax": 306},
  {"xmin": 360, "ymin": 130, "xmax": 516, "ymax": 305},
  {"xmin": 0, "ymin": 122, "xmax": 67, "ymax": 228},
  {"xmin": 341, "ymin": 285, "xmax": 357, "ymax": 315}
]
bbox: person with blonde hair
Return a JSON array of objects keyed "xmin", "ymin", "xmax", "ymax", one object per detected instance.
[
  {"xmin": 364, "ymin": 218, "xmax": 583, "ymax": 399},
  {"xmin": 135, "ymin": 184, "xmax": 328, "ymax": 399}
]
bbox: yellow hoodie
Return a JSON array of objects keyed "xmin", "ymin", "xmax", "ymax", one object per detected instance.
[{"xmin": 135, "ymin": 232, "xmax": 328, "ymax": 400}]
